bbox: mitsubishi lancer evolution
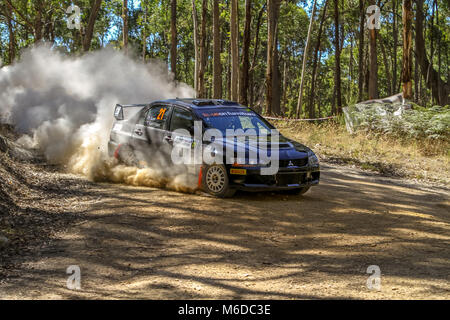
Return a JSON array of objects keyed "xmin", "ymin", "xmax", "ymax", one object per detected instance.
[{"xmin": 108, "ymin": 99, "xmax": 320, "ymax": 197}]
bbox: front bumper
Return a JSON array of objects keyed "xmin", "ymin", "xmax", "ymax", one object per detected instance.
[{"xmin": 229, "ymin": 166, "xmax": 320, "ymax": 191}]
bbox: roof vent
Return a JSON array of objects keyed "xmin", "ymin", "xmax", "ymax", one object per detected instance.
[
  {"xmin": 216, "ymin": 100, "xmax": 240, "ymax": 106},
  {"xmin": 192, "ymin": 99, "xmax": 217, "ymax": 106},
  {"xmin": 191, "ymin": 99, "xmax": 241, "ymax": 107}
]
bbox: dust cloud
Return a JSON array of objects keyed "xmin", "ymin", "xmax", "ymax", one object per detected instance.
[{"xmin": 0, "ymin": 45, "xmax": 196, "ymax": 192}]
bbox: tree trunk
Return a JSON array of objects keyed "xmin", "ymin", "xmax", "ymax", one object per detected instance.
[
  {"xmin": 230, "ymin": 0, "xmax": 239, "ymax": 102},
  {"xmin": 415, "ymin": 0, "xmax": 449, "ymax": 106},
  {"xmin": 34, "ymin": 0, "xmax": 44, "ymax": 42},
  {"xmin": 392, "ymin": 0, "xmax": 399, "ymax": 95},
  {"xmin": 317, "ymin": 50, "xmax": 323, "ymax": 116},
  {"xmin": 266, "ymin": 0, "xmax": 281, "ymax": 115},
  {"xmin": 43, "ymin": 7, "xmax": 52, "ymax": 41},
  {"xmin": 348, "ymin": 36, "xmax": 354, "ymax": 103},
  {"xmin": 239, "ymin": 0, "xmax": 252, "ymax": 105},
  {"xmin": 122, "ymin": 0, "xmax": 128, "ymax": 55},
  {"xmin": 364, "ymin": 40, "xmax": 369, "ymax": 96},
  {"xmin": 227, "ymin": 43, "xmax": 231, "ymax": 100},
  {"xmin": 272, "ymin": 32, "xmax": 281, "ymax": 115},
  {"xmin": 358, "ymin": 0, "xmax": 365, "ymax": 101},
  {"xmin": 333, "ymin": 0, "xmax": 342, "ymax": 114},
  {"xmin": 296, "ymin": 0, "xmax": 317, "ymax": 118},
  {"xmin": 83, "ymin": 0, "xmax": 102, "ymax": 52},
  {"xmin": 368, "ymin": 0, "xmax": 378, "ymax": 99},
  {"xmin": 213, "ymin": 0, "xmax": 222, "ymax": 99},
  {"xmin": 282, "ymin": 59, "xmax": 287, "ymax": 114},
  {"xmin": 142, "ymin": 6, "xmax": 147, "ymax": 61},
  {"xmin": 401, "ymin": 0, "xmax": 413, "ymax": 100},
  {"xmin": 414, "ymin": 52, "xmax": 419, "ymax": 102},
  {"xmin": 380, "ymin": 37, "xmax": 392, "ymax": 96},
  {"xmin": 191, "ymin": 0, "xmax": 199, "ymax": 95},
  {"xmin": 249, "ymin": 3, "xmax": 266, "ymax": 107},
  {"xmin": 429, "ymin": 0, "xmax": 435, "ymax": 104},
  {"xmin": 170, "ymin": 0, "xmax": 177, "ymax": 78},
  {"xmin": 436, "ymin": 0, "xmax": 441, "ymax": 103},
  {"xmin": 198, "ymin": 0, "xmax": 207, "ymax": 98},
  {"xmin": 6, "ymin": 3, "xmax": 15, "ymax": 64},
  {"xmin": 266, "ymin": 0, "xmax": 274, "ymax": 114}
]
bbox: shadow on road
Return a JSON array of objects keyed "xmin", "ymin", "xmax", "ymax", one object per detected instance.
[{"xmin": 1, "ymin": 164, "xmax": 449, "ymax": 299}]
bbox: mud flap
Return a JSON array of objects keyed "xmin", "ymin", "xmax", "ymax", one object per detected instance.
[
  {"xmin": 197, "ymin": 165, "xmax": 203, "ymax": 190},
  {"xmin": 113, "ymin": 144, "xmax": 122, "ymax": 159}
]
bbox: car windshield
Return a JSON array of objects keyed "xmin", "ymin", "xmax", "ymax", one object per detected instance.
[{"xmin": 196, "ymin": 108, "xmax": 274, "ymax": 135}]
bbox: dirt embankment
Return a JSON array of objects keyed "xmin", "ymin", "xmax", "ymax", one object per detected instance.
[{"xmin": 0, "ymin": 125, "xmax": 95, "ymax": 277}]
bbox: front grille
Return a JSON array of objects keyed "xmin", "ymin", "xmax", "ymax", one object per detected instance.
[
  {"xmin": 245, "ymin": 174, "xmax": 276, "ymax": 185},
  {"xmin": 276, "ymin": 173, "xmax": 305, "ymax": 186},
  {"xmin": 279, "ymin": 158, "xmax": 308, "ymax": 167}
]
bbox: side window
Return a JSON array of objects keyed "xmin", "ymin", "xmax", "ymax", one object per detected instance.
[
  {"xmin": 136, "ymin": 107, "xmax": 149, "ymax": 125},
  {"xmin": 146, "ymin": 105, "xmax": 170, "ymax": 129},
  {"xmin": 170, "ymin": 107, "xmax": 195, "ymax": 133}
]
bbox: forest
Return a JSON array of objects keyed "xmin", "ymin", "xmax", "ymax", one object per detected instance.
[{"xmin": 0, "ymin": 0, "xmax": 449, "ymax": 118}]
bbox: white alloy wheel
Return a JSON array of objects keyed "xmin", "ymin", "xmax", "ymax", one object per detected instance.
[{"xmin": 205, "ymin": 165, "xmax": 227, "ymax": 193}]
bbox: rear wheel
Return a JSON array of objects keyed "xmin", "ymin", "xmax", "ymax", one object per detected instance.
[
  {"xmin": 202, "ymin": 164, "xmax": 236, "ymax": 198},
  {"xmin": 116, "ymin": 144, "xmax": 139, "ymax": 167}
]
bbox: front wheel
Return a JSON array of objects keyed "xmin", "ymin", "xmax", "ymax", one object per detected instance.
[{"xmin": 202, "ymin": 164, "xmax": 236, "ymax": 198}]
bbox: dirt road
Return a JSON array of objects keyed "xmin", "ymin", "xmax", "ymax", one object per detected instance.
[{"xmin": 0, "ymin": 164, "xmax": 449, "ymax": 299}]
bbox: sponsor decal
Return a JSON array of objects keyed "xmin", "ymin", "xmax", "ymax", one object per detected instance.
[
  {"xmin": 112, "ymin": 123, "xmax": 123, "ymax": 132},
  {"xmin": 201, "ymin": 111, "xmax": 257, "ymax": 118},
  {"xmin": 230, "ymin": 168, "xmax": 247, "ymax": 175}
]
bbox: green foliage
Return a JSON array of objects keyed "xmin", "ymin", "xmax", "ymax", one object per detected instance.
[{"xmin": 346, "ymin": 103, "xmax": 450, "ymax": 143}]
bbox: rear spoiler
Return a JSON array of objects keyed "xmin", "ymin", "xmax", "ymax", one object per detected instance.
[{"xmin": 114, "ymin": 104, "xmax": 147, "ymax": 120}]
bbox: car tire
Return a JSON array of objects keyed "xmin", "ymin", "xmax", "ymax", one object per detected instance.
[
  {"xmin": 202, "ymin": 164, "xmax": 236, "ymax": 198},
  {"xmin": 116, "ymin": 144, "xmax": 138, "ymax": 167},
  {"xmin": 283, "ymin": 186, "xmax": 310, "ymax": 195}
]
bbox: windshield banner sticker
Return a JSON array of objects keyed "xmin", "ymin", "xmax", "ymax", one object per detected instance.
[
  {"xmin": 201, "ymin": 111, "xmax": 257, "ymax": 117},
  {"xmin": 170, "ymin": 121, "xmax": 280, "ymax": 175}
]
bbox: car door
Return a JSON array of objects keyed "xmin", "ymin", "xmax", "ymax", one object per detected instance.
[
  {"xmin": 141, "ymin": 104, "xmax": 173, "ymax": 165},
  {"xmin": 130, "ymin": 106, "xmax": 150, "ymax": 153},
  {"xmin": 166, "ymin": 106, "xmax": 196, "ymax": 166}
]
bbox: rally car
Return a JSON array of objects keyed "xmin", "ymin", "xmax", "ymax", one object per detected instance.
[{"xmin": 108, "ymin": 99, "xmax": 320, "ymax": 197}]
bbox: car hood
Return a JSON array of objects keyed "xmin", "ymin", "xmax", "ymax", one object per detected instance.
[{"xmin": 204, "ymin": 134, "xmax": 311, "ymax": 161}]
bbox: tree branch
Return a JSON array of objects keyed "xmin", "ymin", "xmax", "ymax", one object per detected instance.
[{"xmin": 4, "ymin": 0, "xmax": 34, "ymax": 29}]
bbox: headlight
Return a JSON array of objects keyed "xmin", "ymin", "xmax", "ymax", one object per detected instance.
[{"xmin": 308, "ymin": 152, "xmax": 319, "ymax": 167}]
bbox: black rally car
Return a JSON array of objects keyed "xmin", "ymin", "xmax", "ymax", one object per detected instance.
[{"xmin": 108, "ymin": 99, "xmax": 320, "ymax": 197}]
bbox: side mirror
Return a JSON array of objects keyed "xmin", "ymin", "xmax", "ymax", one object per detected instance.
[{"xmin": 114, "ymin": 105, "xmax": 124, "ymax": 120}]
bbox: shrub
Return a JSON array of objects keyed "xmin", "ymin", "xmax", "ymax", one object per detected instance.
[{"xmin": 344, "ymin": 103, "xmax": 450, "ymax": 144}]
